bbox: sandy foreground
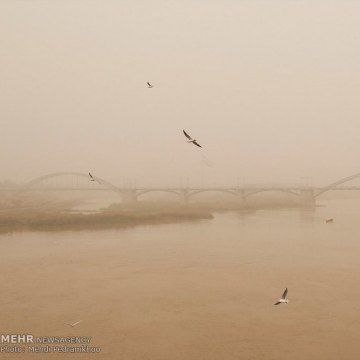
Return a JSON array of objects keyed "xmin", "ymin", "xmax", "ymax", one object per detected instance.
[{"xmin": 0, "ymin": 208, "xmax": 360, "ymax": 360}]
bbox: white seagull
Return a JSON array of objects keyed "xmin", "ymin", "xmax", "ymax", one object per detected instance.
[
  {"xmin": 183, "ymin": 130, "xmax": 202, "ymax": 148},
  {"xmin": 274, "ymin": 288, "xmax": 289, "ymax": 305},
  {"xmin": 65, "ymin": 320, "xmax": 83, "ymax": 327},
  {"xmin": 147, "ymin": 82, "xmax": 153, "ymax": 88}
]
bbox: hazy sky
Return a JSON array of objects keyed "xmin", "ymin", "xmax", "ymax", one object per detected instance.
[{"xmin": 1, "ymin": 0, "xmax": 360, "ymax": 187}]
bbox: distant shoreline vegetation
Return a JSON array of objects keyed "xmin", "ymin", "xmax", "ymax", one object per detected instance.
[
  {"xmin": 0, "ymin": 196, "xmax": 304, "ymax": 234},
  {"xmin": 0, "ymin": 206, "xmax": 214, "ymax": 233}
]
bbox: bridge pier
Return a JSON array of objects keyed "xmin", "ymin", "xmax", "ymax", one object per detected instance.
[
  {"xmin": 300, "ymin": 189, "xmax": 315, "ymax": 207},
  {"xmin": 235, "ymin": 189, "xmax": 248, "ymax": 206},
  {"xmin": 179, "ymin": 189, "xmax": 189, "ymax": 204},
  {"xmin": 121, "ymin": 190, "xmax": 137, "ymax": 204}
]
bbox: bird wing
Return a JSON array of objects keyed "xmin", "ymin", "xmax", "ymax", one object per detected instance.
[
  {"xmin": 282, "ymin": 288, "xmax": 288, "ymax": 299},
  {"xmin": 193, "ymin": 140, "xmax": 202, "ymax": 148},
  {"xmin": 147, "ymin": 82, "xmax": 152, "ymax": 86},
  {"xmin": 72, "ymin": 320, "xmax": 82, "ymax": 326},
  {"xmin": 183, "ymin": 130, "xmax": 192, "ymax": 140},
  {"xmin": 89, "ymin": 172, "xmax": 93, "ymax": 178},
  {"xmin": 274, "ymin": 301, "xmax": 281, "ymax": 305}
]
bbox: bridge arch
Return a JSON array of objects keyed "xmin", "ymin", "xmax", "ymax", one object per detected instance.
[
  {"xmin": 244, "ymin": 189, "xmax": 300, "ymax": 199},
  {"xmin": 19, "ymin": 172, "xmax": 122, "ymax": 195},
  {"xmin": 315, "ymin": 172, "xmax": 360, "ymax": 197},
  {"xmin": 188, "ymin": 189, "xmax": 239, "ymax": 199},
  {"xmin": 136, "ymin": 189, "xmax": 181, "ymax": 199}
]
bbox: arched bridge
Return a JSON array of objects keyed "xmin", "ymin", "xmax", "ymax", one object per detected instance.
[
  {"xmin": 18, "ymin": 172, "xmax": 122, "ymax": 195},
  {"xmin": 314, "ymin": 172, "xmax": 360, "ymax": 197},
  {"xmin": 3, "ymin": 171, "xmax": 360, "ymax": 205}
]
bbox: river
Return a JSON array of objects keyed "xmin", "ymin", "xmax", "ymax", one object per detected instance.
[{"xmin": 0, "ymin": 198, "xmax": 359, "ymax": 359}]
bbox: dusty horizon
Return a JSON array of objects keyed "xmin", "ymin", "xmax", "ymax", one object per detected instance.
[{"xmin": 1, "ymin": 0, "xmax": 360, "ymax": 187}]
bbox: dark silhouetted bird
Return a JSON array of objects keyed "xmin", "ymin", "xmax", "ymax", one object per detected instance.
[{"xmin": 183, "ymin": 130, "xmax": 202, "ymax": 148}]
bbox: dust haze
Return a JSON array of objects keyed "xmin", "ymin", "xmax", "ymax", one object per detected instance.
[
  {"xmin": 1, "ymin": 0, "xmax": 360, "ymax": 186},
  {"xmin": 1, "ymin": 1, "xmax": 360, "ymax": 360}
]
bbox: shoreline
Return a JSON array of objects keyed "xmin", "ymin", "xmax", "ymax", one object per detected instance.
[
  {"xmin": 0, "ymin": 200, "xmax": 309, "ymax": 234},
  {"xmin": 0, "ymin": 207, "xmax": 214, "ymax": 234}
]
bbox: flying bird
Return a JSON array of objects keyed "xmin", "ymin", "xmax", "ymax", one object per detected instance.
[
  {"xmin": 147, "ymin": 82, "xmax": 153, "ymax": 88},
  {"xmin": 274, "ymin": 288, "xmax": 289, "ymax": 305},
  {"xmin": 183, "ymin": 130, "xmax": 202, "ymax": 148},
  {"xmin": 65, "ymin": 320, "xmax": 83, "ymax": 327},
  {"xmin": 326, "ymin": 218, "xmax": 334, "ymax": 224},
  {"xmin": 88, "ymin": 172, "xmax": 101, "ymax": 185}
]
